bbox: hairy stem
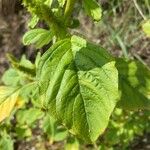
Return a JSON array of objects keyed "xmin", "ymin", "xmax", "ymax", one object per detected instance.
[{"xmin": 41, "ymin": 5, "xmax": 68, "ymax": 39}]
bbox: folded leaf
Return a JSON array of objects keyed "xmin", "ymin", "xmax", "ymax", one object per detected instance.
[
  {"xmin": 0, "ymin": 86, "xmax": 20, "ymax": 122},
  {"xmin": 83, "ymin": 0, "xmax": 102, "ymax": 21},
  {"xmin": 23, "ymin": 28, "xmax": 54, "ymax": 48},
  {"xmin": 116, "ymin": 58, "xmax": 150, "ymax": 110},
  {"xmin": 37, "ymin": 35, "xmax": 118, "ymax": 142},
  {"xmin": 7, "ymin": 54, "xmax": 36, "ymax": 77}
]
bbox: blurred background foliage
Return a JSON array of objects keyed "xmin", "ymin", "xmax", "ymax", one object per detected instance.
[{"xmin": 0, "ymin": 0, "xmax": 150, "ymax": 149}]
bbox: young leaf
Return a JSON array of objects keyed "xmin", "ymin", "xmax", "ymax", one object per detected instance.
[
  {"xmin": 37, "ymin": 35, "xmax": 119, "ymax": 142},
  {"xmin": 15, "ymin": 125, "xmax": 32, "ymax": 139},
  {"xmin": 0, "ymin": 86, "xmax": 20, "ymax": 122},
  {"xmin": 7, "ymin": 54, "xmax": 36, "ymax": 77},
  {"xmin": 28, "ymin": 15, "xmax": 39, "ymax": 28},
  {"xmin": 2, "ymin": 69, "xmax": 20, "ymax": 86},
  {"xmin": 83, "ymin": 0, "xmax": 102, "ymax": 21},
  {"xmin": 16, "ymin": 108, "xmax": 44, "ymax": 126},
  {"xmin": 0, "ymin": 133, "xmax": 14, "ymax": 150},
  {"xmin": 142, "ymin": 20, "xmax": 150, "ymax": 37},
  {"xmin": 23, "ymin": 28, "xmax": 54, "ymax": 49},
  {"xmin": 58, "ymin": 0, "xmax": 66, "ymax": 7},
  {"xmin": 116, "ymin": 58, "xmax": 150, "ymax": 110},
  {"xmin": 65, "ymin": 137, "xmax": 79, "ymax": 150}
]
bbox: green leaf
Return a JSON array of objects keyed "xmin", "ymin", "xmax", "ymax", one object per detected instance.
[
  {"xmin": 65, "ymin": 137, "xmax": 79, "ymax": 150},
  {"xmin": 2, "ymin": 69, "xmax": 20, "ymax": 86},
  {"xmin": 42, "ymin": 114, "xmax": 68, "ymax": 143},
  {"xmin": 37, "ymin": 35, "xmax": 119, "ymax": 142},
  {"xmin": 16, "ymin": 108, "xmax": 43, "ymax": 126},
  {"xmin": 15, "ymin": 125, "xmax": 32, "ymax": 139},
  {"xmin": 28, "ymin": 15, "xmax": 39, "ymax": 28},
  {"xmin": 83, "ymin": 0, "xmax": 102, "ymax": 21},
  {"xmin": 58, "ymin": 0, "xmax": 66, "ymax": 7},
  {"xmin": 23, "ymin": 28, "xmax": 54, "ymax": 49},
  {"xmin": 45, "ymin": 0, "xmax": 53, "ymax": 6},
  {"xmin": 116, "ymin": 58, "xmax": 150, "ymax": 110},
  {"xmin": 142, "ymin": 20, "xmax": 150, "ymax": 37},
  {"xmin": 7, "ymin": 54, "xmax": 36, "ymax": 77},
  {"xmin": 0, "ymin": 133, "xmax": 13, "ymax": 150}
]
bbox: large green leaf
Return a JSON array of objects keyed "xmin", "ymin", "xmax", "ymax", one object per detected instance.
[
  {"xmin": 116, "ymin": 58, "xmax": 150, "ymax": 110},
  {"xmin": 37, "ymin": 35, "xmax": 119, "ymax": 142}
]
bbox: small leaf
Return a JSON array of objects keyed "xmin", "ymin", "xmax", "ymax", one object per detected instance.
[
  {"xmin": 35, "ymin": 52, "xmax": 41, "ymax": 68},
  {"xmin": 0, "ymin": 133, "xmax": 14, "ymax": 150},
  {"xmin": 7, "ymin": 54, "xmax": 36, "ymax": 77},
  {"xmin": 65, "ymin": 137, "xmax": 79, "ymax": 150},
  {"xmin": 2, "ymin": 69, "xmax": 20, "ymax": 86},
  {"xmin": 58, "ymin": 0, "xmax": 66, "ymax": 7},
  {"xmin": 15, "ymin": 125, "xmax": 32, "ymax": 138},
  {"xmin": 28, "ymin": 15, "xmax": 39, "ymax": 28},
  {"xmin": 83, "ymin": 0, "xmax": 102, "ymax": 21},
  {"xmin": 45, "ymin": 0, "xmax": 53, "ymax": 6},
  {"xmin": 142, "ymin": 20, "xmax": 150, "ymax": 37},
  {"xmin": 37, "ymin": 35, "xmax": 118, "ymax": 142},
  {"xmin": 116, "ymin": 58, "xmax": 150, "ymax": 110},
  {"xmin": 23, "ymin": 28, "xmax": 54, "ymax": 48},
  {"xmin": 16, "ymin": 108, "xmax": 43, "ymax": 126},
  {"xmin": 42, "ymin": 115, "xmax": 68, "ymax": 143},
  {"xmin": 0, "ymin": 86, "xmax": 20, "ymax": 122}
]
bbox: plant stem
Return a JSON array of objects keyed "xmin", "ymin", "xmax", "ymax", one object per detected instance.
[
  {"xmin": 64, "ymin": 0, "xmax": 76, "ymax": 25},
  {"xmin": 41, "ymin": 5, "xmax": 68, "ymax": 39},
  {"xmin": 133, "ymin": 0, "xmax": 146, "ymax": 20}
]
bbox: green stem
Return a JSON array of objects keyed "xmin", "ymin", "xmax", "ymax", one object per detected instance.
[
  {"xmin": 64, "ymin": 0, "xmax": 76, "ymax": 25},
  {"xmin": 41, "ymin": 5, "xmax": 68, "ymax": 39}
]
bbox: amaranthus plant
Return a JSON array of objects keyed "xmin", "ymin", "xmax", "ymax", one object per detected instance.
[{"xmin": 0, "ymin": 0, "xmax": 150, "ymax": 144}]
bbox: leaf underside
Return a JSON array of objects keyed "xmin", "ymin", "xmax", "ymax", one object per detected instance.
[{"xmin": 37, "ymin": 35, "xmax": 119, "ymax": 142}]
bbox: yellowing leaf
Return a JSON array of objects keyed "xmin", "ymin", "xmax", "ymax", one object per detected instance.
[
  {"xmin": 15, "ymin": 96, "xmax": 25, "ymax": 109},
  {"xmin": 142, "ymin": 20, "xmax": 150, "ymax": 37},
  {"xmin": 0, "ymin": 86, "xmax": 20, "ymax": 122}
]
